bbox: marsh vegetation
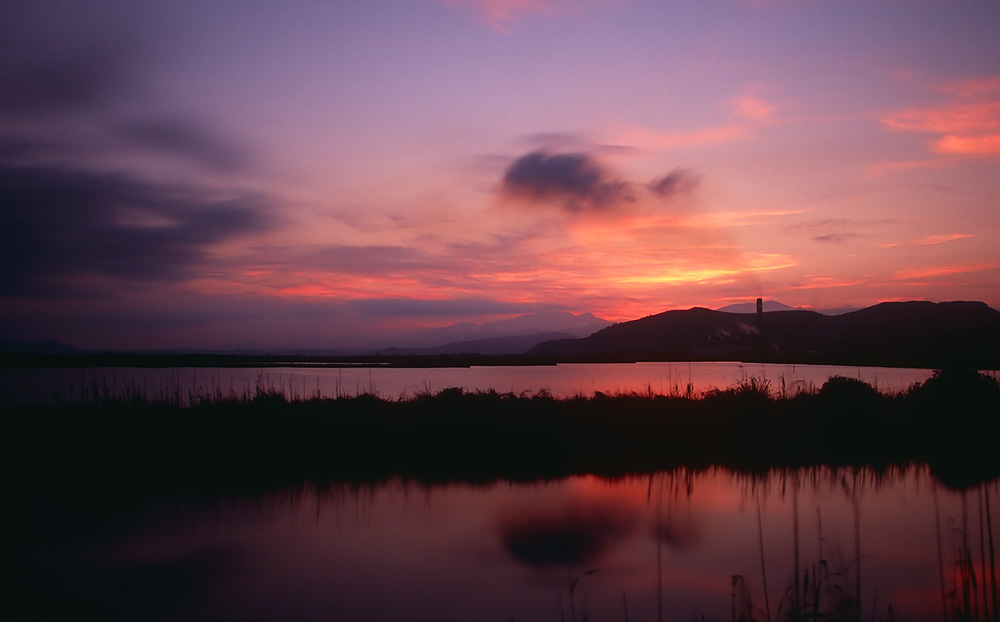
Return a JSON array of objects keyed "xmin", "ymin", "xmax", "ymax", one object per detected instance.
[{"xmin": 4, "ymin": 368, "xmax": 998, "ymax": 493}]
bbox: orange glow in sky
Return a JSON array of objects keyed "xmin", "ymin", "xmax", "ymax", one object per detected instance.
[{"xmin": 2, "ymin": 1, "xmax": 999, "ymax": 350}]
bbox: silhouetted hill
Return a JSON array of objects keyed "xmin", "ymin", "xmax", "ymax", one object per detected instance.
[
  {"xmin": 529, "ymin": 301, "xmax": 1000, "ymax": 368},
  {"xmin": 0, "ymin": 339, "xmax": 82, "ymax": 354},
  {"xmin": 716, "ymin": 300, "xmax": 859, "ymax": 315}
]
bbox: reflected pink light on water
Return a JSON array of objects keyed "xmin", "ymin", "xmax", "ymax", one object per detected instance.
[{"xmin": 15, "ymin": 466, "xmax": 991, "ymax": 621}]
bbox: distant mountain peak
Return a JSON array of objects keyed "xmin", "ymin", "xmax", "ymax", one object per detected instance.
[{"xmin": 388, "ymin": 310, "xmax": 612, "ymax": 350}]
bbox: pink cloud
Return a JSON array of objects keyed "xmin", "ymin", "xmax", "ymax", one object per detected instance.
[
  {"xmin": 881, "ymin": 78, "xmax": 1000, "ymax": 157},
  {"xmin": 880, "ymin": 233, "xmax": 972, "ymax": 249},
  {"xmin": 933, "ymin": 133, "xmax": 1000, "ymax": 155},
  {"xmin": 893, "ymin": 263, "xmax": 997, "ymax": 281},
  {"xmin": 730, "ymin": 86, "xmax": 779, "ymax": 122},
  {"xmin": 882, "ymin": 102, "xmax": 1000, "ymax": 135},
  {"xmin": 866, "ymin": 157, "xmax": 961, "ymax": 176},
  {"xmin": 790, "ymin": 275, "xmax": 866, "ymax": 291},
  {"xmin": 941, "ymin": 77, "xmax": 1000, "ymax": 99},
  {"xmin": 611, "ymin": 86, "xmax": 779, "ymax": 152}
]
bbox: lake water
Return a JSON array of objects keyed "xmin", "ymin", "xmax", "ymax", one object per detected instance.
[
  {"xmin": 1, "ymin": 361, "xmax": 939, "ymax": 405},
  {"xmin": 6, "ymin": 362, "xmax": 994, "ymax": 620},
  {"xmin": 7, "ymin": 467, "xmax": 997, "ymax": 621}
]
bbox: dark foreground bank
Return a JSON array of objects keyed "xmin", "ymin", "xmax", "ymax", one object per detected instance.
[{"xmin": 3, "ymin": 368, "xmax": 999, "ymax": 493}]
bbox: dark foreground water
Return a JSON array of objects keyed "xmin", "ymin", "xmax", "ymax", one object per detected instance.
[{"xmin": 6, "ymin": 467, "xmax": 997, "ymax": 621}]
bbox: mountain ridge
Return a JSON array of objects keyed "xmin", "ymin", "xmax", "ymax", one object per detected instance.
[
  {"xmin": 714, "ymin": 300, "xmax": 860, "ymax": 315},
  {"xmin": 529, "ymin": 300, "xmax": 1000, "ymax": 368}
]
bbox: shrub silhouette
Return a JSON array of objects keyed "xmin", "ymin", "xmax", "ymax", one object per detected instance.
[{"xmin": 5, "ymin": 370, "xmax": 1000, "ymax": 492}]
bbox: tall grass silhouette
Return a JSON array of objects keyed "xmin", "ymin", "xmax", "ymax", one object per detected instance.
[{"xmin": 2, "ymin": 369, "xmax": 998, "ymax": 493}]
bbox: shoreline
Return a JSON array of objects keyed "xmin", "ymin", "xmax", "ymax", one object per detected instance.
[
  {"xmin": 3, "ymin": 369, "xmax": 998, "ymax": 494},
  {"xmin": 5, "ymin": 350, "xmax": 997, "ymax": 370}
]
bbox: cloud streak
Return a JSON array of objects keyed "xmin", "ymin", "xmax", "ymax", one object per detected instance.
[
  {"xmin": 649, "ymin": 168, "xmax": 699, "ymax": 197},
  {"xmin": 116, "ymin": 117, "xmax": 250, "ymax": 172},
  {"xmin": 0, "ymin": 18, "xmax": 270, "ymax": 302},
  {"xmin": 814, "ymin": 233, "xmax": 861, "ymax": 244},
  {"xmin": 880, "ymin": 233, "xmax": 973, "ymax": 249},
  {"xmin": 0, "ymin": 40, "xmax": 136, "ymax": 117},
  {"xmin": 893, "ymin": 263, "xmax": 997, "ymax": 281},
  {"xmin": 0, "ymin": 163, "xmax": 270, "ymax": 297}
]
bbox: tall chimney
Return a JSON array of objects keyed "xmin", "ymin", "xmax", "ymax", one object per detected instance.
[{"xmin": 755, "ymin": 298, "xmax": 764, "ymax": 351}]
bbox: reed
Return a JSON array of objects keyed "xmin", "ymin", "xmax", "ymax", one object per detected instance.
[{"xmin": 3, "ymin": 369, "xmax": 998, "ymax": 494}]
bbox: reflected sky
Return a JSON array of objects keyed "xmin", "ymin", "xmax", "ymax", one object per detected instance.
[{"xmin": 5, "ymin": 466, "xmax": 995, "ymax": 621}]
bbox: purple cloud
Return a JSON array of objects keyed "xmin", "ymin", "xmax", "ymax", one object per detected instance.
[
  {"xmin": 501, "ymin": 151, "xmax": 634, "ymax": 213},
  {"xmin": 649, "ymin": 168, "xmax": 699, "ymax": 197},
  {"xmin": 0, "ymin": 163, "xmax": 270, "ymax": 297}
]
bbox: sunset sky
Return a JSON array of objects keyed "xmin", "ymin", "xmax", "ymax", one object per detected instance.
[{"xmin": 2, "ymin": 1, "xmax": 999, "ymax": 351}]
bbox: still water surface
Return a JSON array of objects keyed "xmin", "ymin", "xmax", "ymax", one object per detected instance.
[
  {"xmin": 6, "ymin": 362, "xmax": 989, "ymax": 620},
  {"xmin": 8, "ymin": 467, "xmax": 996, "ymax": 621},
  {"xmin": 2, "ymin": 361, "xmax": 936, "ymax": 405}
]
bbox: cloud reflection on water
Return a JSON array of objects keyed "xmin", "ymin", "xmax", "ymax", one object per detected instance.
[{"xmin": 498, "ymin": 498, "xmax": 639, "ymax": 569}]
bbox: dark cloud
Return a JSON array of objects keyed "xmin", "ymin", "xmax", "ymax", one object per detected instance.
[
  {"xmin": 0, "ymin": 40, "xmax": 137, "ymax": 118},
  {"xmin": 813, "ymin": 233, "xmax": 860, "ymax": 244},
  {"xmin": 0, "ymin": 136, "xmax": 67, "ymax": 164},
  {"xmin": 790, "ymin": 220, "xmax": 880, "ymax": 245},
  {"xmin": 0, "ymin": 163, "xmax": 270, "ymax": 297},
  {"xmin": 792, "ymin": 218, "xmax": 895, "ymax": 231},
  {"xmin": 0, "ymin": 23, "xmax": 266, "ymax": 299},
  {"xmin": 116, "ymin": 118, "xmax": 250, "ymax": 172},
  {"xmin": 0, "ymin": 18, "xmax": 250, "ymax": 174},
  {"xmin": 501, "ymin": 151, "xmax": 633, "ymax": 212},
  {"xmin": 501, "ymin": 151, "xmax": 698, "ymax": 214},
  {"xmin": 649, "ymin": 168, "xmax": 699, "ymax": 197},
  {"xmin": 797, "ymin": 218, "xmax": 855, "ymax": 229}
]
